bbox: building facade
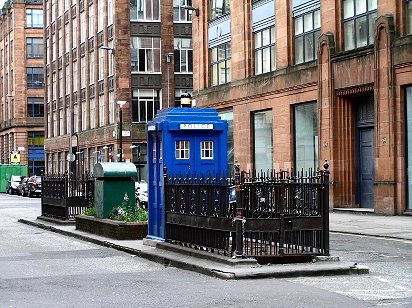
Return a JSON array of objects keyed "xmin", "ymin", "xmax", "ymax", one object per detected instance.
[
  {"xmin": 192, "ymin": 0, "xmax": 412, "ymax": 215},
  {"xmin": 0, "ymin": 0, "xmax": 45, "ymax": 176},
  {"xmin": 44, "ymin": 0, "xmax": 193, "ymax": 181}
]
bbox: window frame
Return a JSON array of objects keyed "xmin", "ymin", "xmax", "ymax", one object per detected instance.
[
  {"xmin": 26, "ymin": 9, "xmax": 43, "ymax": 28},
  {"xmin": 131, "ymin": 37, "xmax": 161, "ymax": 73},
  {"xmin": 175, "ymin": 140, "xmax": 190, "ymax": 159},
  {"xmin": 343, "ymin": 0, "xmax": 377, "ymax": 51},
  {"xmin": 27, "ymin": 97, "xmax": 45, "ymax": 118},
  {"xmin": 174, "ymin": 38, "xmax": 193, "ymax": 73},
  {"xmin": 294, "ymin": 9, "xmax": 320, "ymax": 65},
  {"xmin": 406, "ymin": 0, "xmax": 412, "ymax": 35},
  {"xmin": 173, "ymin": 0, "xmax": 193, "ymax": 22},
  {"xmin": 254, "ymin": 26, "xmax": 276, "ymax": 75},
  {"xmin": 132, "ymin": 89, "xmax": 162, "ymax": 123},
  {"xmin": 200, "ymin": 141, "xmax": 214, "ymax": 160},
  {"xmin": 210, "ymin": 42, "xmax": 231, "ymax": 86},
  {"xmin": 26, "ymin": 67, "xmax": 44, "ymax": 88},
  {"xmin": 209, "ymin": 0, "xmax": 230, "ymax": 20}
]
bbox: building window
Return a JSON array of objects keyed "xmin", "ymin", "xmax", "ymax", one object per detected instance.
[
  {"xmin": 210, "ymin": 0, "xmax": 230, "ymax": 20},
  {"xmin": 26, "ymin": 9, "xmax": 43, "ymax": 28},
  {"xmin": 173, "ymin": 0, "xmax": 193, "ymax": 21},
  {"xmin": 26, "ymin": 68, "xmax": 44, "ymax": 87},
  {"xmin": 210, "ymin": 42, "xmax": 231, "ymax": 86},
  {"xmin": 253, "ymin": 110, "xmax": 272, "ymax": 171},
  {"xmin": 406, "ymin": 0, "xmax": 412, "ymax": 34},
  {"xmin": 294, "ymin": 102, "xmax": 318, "ymax": 171},
  {"xmin": 254, "ymin": 26, "xmax": 276, "ymax": 75},
  {"xmin": 132, "ymin": 89, "xmax": 162, "ymax": 123},
  {"xmin": 294, "ymin": 9, "xmax": 320, "ymax": 64},
  {"xmin": 131, "ymin": 37, "xmax": 161, "ymax": 73},
  {"xmin": 130, "ymin": 0, "xmax": 160, "ymax": 21},
  {"xmin": 176, "ymin": 140, "xmax": 190, "ymax": 159},
  {"xmin": 27, "ymin": 98, "xmax": 44, "ymax": 117},
  {"xmin": 343, "ymin": 0, "xmax": 377, "ymax": 50},
  {"xmin": 174, "ymin": 38, "xmax": 193, "ymax": 73},
  {"xmin": 201, "ymin": 141, "xmax": 214, "ymax": 159}
]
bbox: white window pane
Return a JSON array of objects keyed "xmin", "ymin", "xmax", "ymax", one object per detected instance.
[
  {"xmin": 262, "ymin": 47, "xmax": 270, "ymax": 73},
  {"xmin": 356, "ymin": 15, "xmax": 368, "ymax": 48},
  {"xmin": 368, "ymin": 12, "xmax": 377, "ymax": 44},
  {"xmin": 262, "ymin": 28, "xmax": 270, "ymax": 45},
  {"xmin": 295, "ymin": 36, "xmax": 304, "ymax": 64},
  {"xmin": 295, "ymin": 16, "xmax": 303, "ymax": 35},
  {"xmin": 356, "ymin": 0, "xmax": 366, "ymax": 14},
  {"xmin": 344, "ymin": 20, "xmax": 355, "ymax": 50},
  {"xmin": 254, "ymin": 32, "xmax": 261, "ymax": 48},
  {"xmin": 304, "ymin": 34, "xmax": 314, "ymax": 61},
  {"xmin": 343, "ymin": 0, "xmax": 354, "ymax": 19},
  {"xmin": 255, "ymin": 50, "xmax": 262, "ymax": 75},
  {"xmin": 271, "ymin": 27, "xmax": 276, "ymax": 43},
  {"xmin": 314, "ymin": 10, "xmax": 320, "ymax": 29},
  {"xmin": 226, "ymin": 59, "xmax": 231, "ymax": 83},
  {"xmin": 407, "ymin": 2, "xmax": 412, "ymax": 35},
  {"xmin": 368, "ymin": 0, "xmax": 377, "ymax": 11},
  {"xmin": 304, "ymin": 13, "xmax": 313, "ymax": 31}
]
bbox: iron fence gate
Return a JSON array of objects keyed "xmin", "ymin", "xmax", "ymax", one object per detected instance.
[
  {"xmin": 164, "ymin": 162, "xmax": 330, "ymax": 261},
  {"xmin": 41, "ymin": 174, "xmax": 94, "ymax": 220}
]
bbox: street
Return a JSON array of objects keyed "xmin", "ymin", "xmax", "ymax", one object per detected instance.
[{"xmin": 0, "ymin": 194, "xmax": 411, "ymax": 307}]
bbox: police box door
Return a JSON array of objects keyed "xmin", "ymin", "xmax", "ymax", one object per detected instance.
[{"xmin": 171, "ymin": 132, "xmax": 220, "ymax": 176}]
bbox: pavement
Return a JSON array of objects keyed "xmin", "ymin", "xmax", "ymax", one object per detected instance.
[{"xmin": 18, "ymin": 209, "xmax": 411, "ymax": 280}]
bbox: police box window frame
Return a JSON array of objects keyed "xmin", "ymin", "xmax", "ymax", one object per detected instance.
[
  {"xmin": 176, "ymin": 140, "xmax": 190, "ymax": 159},
  {"xmin": 201, "ymin": 141, "xmax": 214, "ymax": 160}
]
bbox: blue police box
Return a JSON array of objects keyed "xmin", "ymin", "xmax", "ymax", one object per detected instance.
[{"xmin": 146, "ymin": 108, "xmax": 228, "ymax": 241}]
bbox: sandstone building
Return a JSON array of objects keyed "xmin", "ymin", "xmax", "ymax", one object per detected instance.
[
  {"xmin": 192, "ymin": 0, "xmax": 412, "ymax": 215},
  {"xmin": 44, "ymin": 0, "xmax": 193, "ymax": 181},
  {"xmin": 0, "ymin": 0, "xmax": 45, "ymax": 176}
]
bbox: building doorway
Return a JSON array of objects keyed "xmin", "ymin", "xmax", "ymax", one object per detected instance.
[{"xmin": 354, "ymin": 97, "xmax": 374, "ymax": 209}]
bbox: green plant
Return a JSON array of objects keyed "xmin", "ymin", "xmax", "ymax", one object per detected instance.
[
  {"xmin": 83, "ymin": 207, "xmax": 96, "ymax": 216},
  {"xmin": 109, "ymin": 194, "xmax": 148, "ymax": 222}
]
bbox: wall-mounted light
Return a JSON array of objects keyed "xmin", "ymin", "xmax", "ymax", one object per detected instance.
[{"xmin": 182, "ymin": 5, "xmax": 199, "ymax": 17}]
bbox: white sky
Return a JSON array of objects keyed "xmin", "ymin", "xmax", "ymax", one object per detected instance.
[{"xmin": 0, "ymin": 1, "xmax": 7, "ymax": 12}]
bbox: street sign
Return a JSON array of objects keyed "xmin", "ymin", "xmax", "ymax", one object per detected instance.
[
  {"xmin": 10, "ymin": 153, "xmax": 20, "ymax": 164},
  {"xmin": 67, "ymin": 153, "xmax": 76, "ymax": 162}
]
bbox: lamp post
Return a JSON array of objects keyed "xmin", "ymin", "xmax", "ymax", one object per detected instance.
[
  {"xmin": 166, "ymin": 52, "xmax": 174, "ymax": 107},
  {"xmin": 117, "ymin": 100, "xmax": 126, "ymax": 162},
  {"xmin": 182, "ymin": 5, "xmax": 200, "ymax": 104}
]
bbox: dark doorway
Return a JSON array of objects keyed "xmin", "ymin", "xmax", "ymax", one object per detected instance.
[{"xmin": 355, "ymin": 97, "xmax": 375, "ymax": 209}]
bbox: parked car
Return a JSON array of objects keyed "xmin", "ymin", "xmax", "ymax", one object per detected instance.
[
  {"xmin": 22, "ymin": 176, "xmax": 42, "ymax": 197},
  {"xmin": 18, "ymin": 177, "xmax": 29, "ymax": 196},
  {"xmin": 135, "ymin": 181, "xmax": 148, "ymax": 209},
  {"xmin": 6, "ymin": 175, "xmax": 23, "ymax": 195}
]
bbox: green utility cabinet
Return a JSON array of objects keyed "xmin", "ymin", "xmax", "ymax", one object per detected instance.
[
  {"xmin": 93, "ymin": 162, "xmax": 137, "ymax": 218},
  {"xmin": 0, "ymin": 165, "xmax": 28, "ymax": 193}
]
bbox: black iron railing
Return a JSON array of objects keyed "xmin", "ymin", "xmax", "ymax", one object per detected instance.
[
  {"xmin": 41, "ymin": 174, "xmax": 94, "ymax": 220},
  {"xmin": 164, "ymin": 161, "xmax": 330, "ymax": 261}
]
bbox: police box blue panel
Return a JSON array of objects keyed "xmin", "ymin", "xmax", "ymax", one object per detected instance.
[
  {"xmin": 147, "ymin": 108, "xmax": 228, "ymax": 176},
  {"xmin": 146, "ymin": 107, "xmax": 228, "ymax": 241}
]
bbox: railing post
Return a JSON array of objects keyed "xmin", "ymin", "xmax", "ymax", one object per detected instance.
[
  {"xmin": 233, "ymin": 161, "xmax": 244, "ymax": 258},
  {"xmin": 323, "ymin": 160, "xmax": 330, "ymax": 255}
]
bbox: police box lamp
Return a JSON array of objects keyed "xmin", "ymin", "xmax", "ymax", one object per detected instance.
[{"xmin": 180, "ymin": 91, "xmax": 192, "ymax": 108}]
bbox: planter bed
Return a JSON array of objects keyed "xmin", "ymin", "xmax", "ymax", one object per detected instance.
[{"xmin": 76, "ymin": 214, "xmax": 147, "ymax": 240}]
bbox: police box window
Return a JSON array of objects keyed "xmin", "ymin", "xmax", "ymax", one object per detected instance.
[
  {"xmin": 176, "ymin": 140, "xmax": 190, "ymax": 159},
  {"xmin": 201, "ymin": 141, "xmax": 214, "ymax": 159}
]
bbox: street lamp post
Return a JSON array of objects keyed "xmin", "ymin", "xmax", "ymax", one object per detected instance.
[
  {"xmin": 166, "ymin": 52, "xmax": 174, "ymax": 107},
  {"xmin": 117, "ymin": 100, "xmax": 126, "ymax": 162}
]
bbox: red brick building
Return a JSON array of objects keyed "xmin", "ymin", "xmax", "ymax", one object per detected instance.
[
  {"xmin": 192, "ymin": 0, "xmax": 412, "ymax": 215},
  {"xmin": 44, "ymin": 0, "xmax": 194, "ymax": 181},
  {"xmin": 0, "ymin": 0, "xmax": 45, "ymax": 176}
]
